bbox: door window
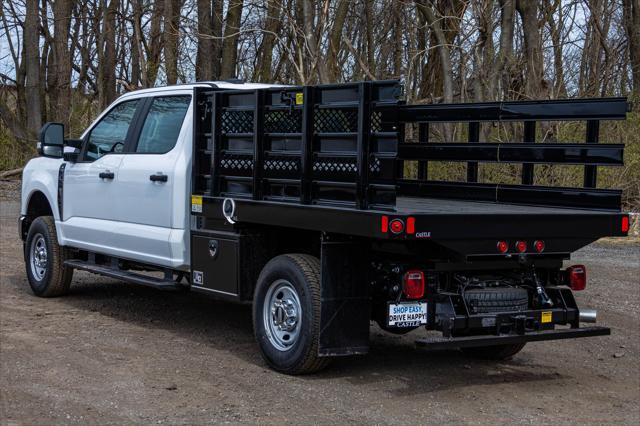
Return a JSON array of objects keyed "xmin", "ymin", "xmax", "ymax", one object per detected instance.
[
  {"xmin": 84, "ymin": 100, "xmax": 139, "ymax": 161},
  {"xmin": 135, "ymin": 96, "xmax": 191, "ymax": 154}
]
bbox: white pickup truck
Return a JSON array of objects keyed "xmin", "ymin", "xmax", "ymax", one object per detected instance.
[{"xmin": 20, "ymin": 80, "xmax": 629, "ymax": 374}]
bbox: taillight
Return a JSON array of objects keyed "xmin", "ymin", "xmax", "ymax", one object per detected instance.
[
  {"xmin": 621, "ymin": 215, "xmax": 630, "ymax": 233},
  {"xmin": 381, "ymin": 215, "xmax": 389, "ymax": 233},
  {"xmin": 406, "ymin": 217, "xmax": 415, "ymax": 234},
  {"xmin": 567, "ymin": 265, "xmax": 586, "ymax": 291},
  {"xmin": 403, "ymin": 270, "xmax": 425, "ymax": 299},
  {"xmin": 515, "ymin": 240, "xmax": 527, "ymax": 253},
  {"xmin": 534, "ymin": 240, "xmax": 545, "ymax": 253},
  {"xmin": 497, "ymin": 241, "xmax": 508, "ymax": 253},
  {"xmin": 390, "ymin": 219, "xmax": 404, "ymax": 234}
]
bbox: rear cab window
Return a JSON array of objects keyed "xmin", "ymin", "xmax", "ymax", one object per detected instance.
[{"xmin": 134, "ymin": 96, "xmax": 191, "ymax": 154}]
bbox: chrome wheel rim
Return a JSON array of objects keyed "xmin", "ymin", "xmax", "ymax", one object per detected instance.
[
  {"xmin": 263, "ymin": 279, "xmax": 301, "ymax": 352},
  {"xmin": 30, "ymin": 234, "xmax": 48, "ymax": 281}
]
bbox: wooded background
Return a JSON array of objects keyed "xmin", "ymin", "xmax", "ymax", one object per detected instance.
[{"xmin": 1, "ymin": 0, "xmax": 639, "ymax": 207}]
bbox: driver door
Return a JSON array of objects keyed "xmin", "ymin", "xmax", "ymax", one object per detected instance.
[{"xmin": 60, "ymin": 99, "xmax": 141, "ymax": 254}]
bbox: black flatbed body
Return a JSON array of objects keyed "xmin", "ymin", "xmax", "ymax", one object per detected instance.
[{"xmin": 190, "ymin": 80, "xmax": 630, "ymax": 259}]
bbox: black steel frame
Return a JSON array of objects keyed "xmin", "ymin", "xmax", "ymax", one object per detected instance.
[{"xmin": 191, "ymin": 81, "xmax": 630, "ymax": 253}]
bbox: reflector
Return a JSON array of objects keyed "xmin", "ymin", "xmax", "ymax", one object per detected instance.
[
  {"xmin": 497, "ymin": 241, "xmax": 508, "ymax": 253},
  {"xmin": 390, "ymin": 219, "xmax": 404, "ymax": 234},
  {"xmin": 534, "ymin": 240, "xmax": 545, "ymax": 253},
  {"xmin": 515, "ymin": 240, "xmax": 527, "ymax": 253}
]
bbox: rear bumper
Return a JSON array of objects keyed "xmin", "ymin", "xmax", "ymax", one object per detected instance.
[{"xmin": 416, "ymin": 326, "xmax": 610, "ymax": 350}]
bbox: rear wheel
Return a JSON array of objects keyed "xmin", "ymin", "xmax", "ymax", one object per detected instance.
[
  {"xmin": 462, "ymin": 343, "xmax": 526, "ymax": 360},
  {"xmin": 252, "ymin": 254, "xmax": 330, "ymax": 375},
  {"xmin": 24, "ymin": 216, "xmax": 73, "ymax": 297}
]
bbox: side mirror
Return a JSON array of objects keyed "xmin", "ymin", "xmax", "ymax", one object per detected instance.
[
  {"xmin": 38, "ymin": 122, "xmax": 64, "ymax": 158},
  {"xmin": 63, "ymin": 151, "xmax": 79, "ymax": 162},
  {"xmin": 63, "ymin": 138, "xmax": 83, "ymax": 163}
]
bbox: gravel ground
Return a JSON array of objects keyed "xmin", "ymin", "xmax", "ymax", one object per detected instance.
[{"xmin": 1, "ymin": 180, "xmax": 639, "ymax": 425}]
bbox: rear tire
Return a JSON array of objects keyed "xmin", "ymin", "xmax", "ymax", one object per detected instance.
[
  {"xmin": 461, "ymin": 343, "xmax": 526, "ymax": 360},
  {"xmin": 252, "ymin": 254, "xmax": 330, "ymax": 375},
  {"xmin": 24, "ymin": 216, "xmax": 73, "ymax": 297}
]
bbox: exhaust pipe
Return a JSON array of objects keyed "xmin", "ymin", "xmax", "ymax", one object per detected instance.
[{"xmin": 579, "ymin": 309, "xmax": 597, "ymax": 323}]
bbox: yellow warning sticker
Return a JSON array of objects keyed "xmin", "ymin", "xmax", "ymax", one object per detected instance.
[
  {"xmin": 191, "ymin": 195, "xmax": 203, "ymax": 213},
  {"xmin": 541, "ymin": 311, "xmax": 552, "ymax": 323},
  {"xmin": 295, "ymin": 92, "xmax": 304, "ymax": 105}
]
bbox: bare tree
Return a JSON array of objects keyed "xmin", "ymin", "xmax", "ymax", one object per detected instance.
[
  {"xmin": 164, "ymin": 0, "xmax": 182, "ymax": 84},
  {"xmin": 220, "ymin": 0, "xmax": 244, "ymax": 79},
  {"xmin": 24, "ymin": 0, "xmax": 41, "ymax": 134}
]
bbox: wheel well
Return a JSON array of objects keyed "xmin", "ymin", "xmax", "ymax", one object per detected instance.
[
  {"xmin": 27, "ymin": 191, "xmax": 53, "ymax": 218},
  {"xmin": 22, "ymin": 191, "xmax": 54, "ymax": 240}
]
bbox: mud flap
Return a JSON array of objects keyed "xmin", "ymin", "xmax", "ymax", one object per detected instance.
[{"xmin": 318, "ymin": 238, "xmax": 370, "ymax": 357}]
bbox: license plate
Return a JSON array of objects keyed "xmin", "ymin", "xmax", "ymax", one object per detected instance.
[{"xmin": 388, "ymin": 302, "xmax": 427, "ymax": 328}]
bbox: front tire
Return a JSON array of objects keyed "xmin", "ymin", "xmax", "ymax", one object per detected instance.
[
  {"xmin": 24, "ymin": 216, "xmax": 73, "ymax": 297},
  {"xmin": 252, "ymin": 254, "xmax": 330, "ymax": 375}
]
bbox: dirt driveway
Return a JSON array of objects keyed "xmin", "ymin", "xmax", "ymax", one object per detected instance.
[{"xmin": 1, "ymin": 181, "xmax": 639, "ymax": 425}]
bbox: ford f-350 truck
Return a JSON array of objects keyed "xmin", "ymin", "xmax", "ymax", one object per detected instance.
[{"xmin": 21, "ymin": 80, "xmax": 631, "ymax": 374}]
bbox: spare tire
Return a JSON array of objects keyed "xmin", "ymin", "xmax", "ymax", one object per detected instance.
[{"xmin": 464, "ymin": 287, "xmax": 528, "ymax": 314}]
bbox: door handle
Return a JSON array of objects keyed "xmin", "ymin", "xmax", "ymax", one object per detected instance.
[
  {"xmin": 99, "ymin": 171, "xmax": 114, "ymax": 180},
  {"xmin": 150, "ymin": 172, "xmax": 168, "ymax": 182}
]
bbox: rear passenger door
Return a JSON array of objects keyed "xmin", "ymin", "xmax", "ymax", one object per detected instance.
[{"xmin": 115, "ymin": 94, "xmax": 192, "ymax": 268}]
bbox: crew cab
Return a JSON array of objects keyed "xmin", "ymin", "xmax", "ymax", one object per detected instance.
[{"xmin": 20, "ymin": 80, "xmax": 631, "ymax": 374}]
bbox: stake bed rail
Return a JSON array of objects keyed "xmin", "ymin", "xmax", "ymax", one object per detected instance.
[{"xmin": 191, "ymin": 80, "xmax": 629, "ymax": 257}]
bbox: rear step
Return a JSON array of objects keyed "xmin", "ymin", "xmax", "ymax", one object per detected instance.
[
  {"xmin": 415, "ymin": 326, "xmax": 610, "ymax": 350},
  {"xmin": 64, "ymin": 259, "xmax": 184, "ymax": 291}
]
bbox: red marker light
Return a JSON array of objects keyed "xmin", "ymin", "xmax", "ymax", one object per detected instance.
[
  {"xmin": 621, "ymin": 215, "xmax": 630, "ymax": 233},
  {"xmin": 567, "ymin": 265, "xmax": 586, "ymax": 291},
  {"xmin": 407, "ymin": 217, "xmax": 416, "ymax": 234},
  {"xmin": 390, "ymin": 219, "xmax": 404, "ymax": 234},
  {"xmin": 381, "ymin": 215, "xmax": 389, "ymax": 233},
  {"xmin": 515, "ymin": 240, "xmax": 527, "ymax": 253},
  {"xmin": 497, "ymin": 241, "xmax": 508, "ymax": 253},
  {"xmin": 534, "ymin": 240, "xmax": 545, "ymax": 253},
  {"xmin": 403, "ymin": 270, "xmax": 425, "ymax": 299}
]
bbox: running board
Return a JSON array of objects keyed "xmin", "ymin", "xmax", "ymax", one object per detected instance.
[
  {"xmin": 64, "ymin": 259, "xmax": 184, "ymax": 291},
  {"xmin": 415, "ymin": 326, "xmax": 610, "ymax": 350}
]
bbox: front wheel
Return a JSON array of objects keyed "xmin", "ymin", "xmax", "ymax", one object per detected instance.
[
  {"xmin": 252, "ymin": 254, "xmax": 330, "ymax": 375},
  {"xmin": 24, "ymin": 216, "xmax": 73, "ymax": 297}
]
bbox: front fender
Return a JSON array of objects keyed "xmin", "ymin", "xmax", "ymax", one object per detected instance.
[{"xmin": 21, "ymin": 157, "xmax": 64, "ymax": 221}]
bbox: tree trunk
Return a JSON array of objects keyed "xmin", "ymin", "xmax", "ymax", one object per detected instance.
[
  {"xmin": 302, "ymin": 0, "xmax": 329, "ymax": 83},
  {"xmin": 416, "ymin": 0, "xmax": 465, "ymax": 101},
  {"xmin": 211, "ymin": 0, "xmax": 224, "ymax": 79},
  {"xmin": 146, "ymin": 0, "xmax": 165, "ymax": 87},
  {"xmin": 99, "ymin": 0, "xmax": 119, "ymax": 109},
  {"xmin": 24, "ymin": 0, "xmax": 42, "ymax": 135},
  {"xmin": 255, "ymin": 0, "xmax": 283, "ymax": 82},
  {"xmin": 542, "ymin": 0, "xmax": 567, "ymax": 97},
  {"xmin": 418, "ymin": 0, "xmax": 454, "ymax": 104},
  {"xmin": 392, "ymin": 2, "xmax": 403, "ymax": 78},
  {"xmin": 327, "ymin": 0, "xmax": 350, "ymax": 81},
  {"xmin": 196, "ymin": 0, "xmax": 214, "ymax": 80},
  {"xmin": 515, "ymin": 0, "xmax": 545, "ymax": 98},
  {"xmin": 52, "ymin": 0, "xmax": 73, "ymax": 129},
  {"xmin": 623, "ymin": 0, "xmax": 640, "ymax": 98},
  {"xmin": 130, "ymin": 0, "xmax": 143, "ymax": 87},
  {"xmin": 164, "ymin": 0, "xmax": 182, "ymax": 84},
  {"xmin": 494, "ymin": 0, "xmax": 515, "ymax": 99},
  {"xmin": 220, "ymin": 0, "xmax": 244, "ymax": 79}
]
